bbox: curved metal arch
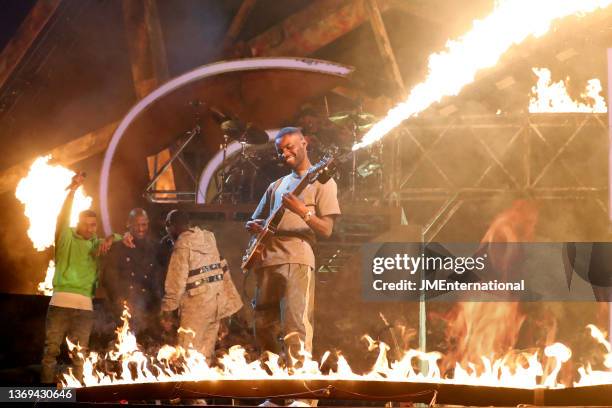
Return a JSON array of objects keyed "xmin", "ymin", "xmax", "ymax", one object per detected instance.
[{"xmin": 100, "ymin": 58, "xmax": 353, "ymax": 234}]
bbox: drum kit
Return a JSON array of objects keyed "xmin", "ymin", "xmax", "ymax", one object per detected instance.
[
  {"xmin": 210, "ymin": 109, "xmax": 385, "ymax": 204},
  {"xmin": 210, "ymin": 114, "xmax": 281, "ymax": 204}
]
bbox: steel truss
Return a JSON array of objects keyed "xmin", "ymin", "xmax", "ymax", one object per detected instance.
[{"xmin": 382, "ymin": 113, "xmax": 609, "ymax": 242}]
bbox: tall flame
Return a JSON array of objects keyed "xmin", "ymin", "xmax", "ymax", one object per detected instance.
[
  {"xmin": 529, "ymin": 68, "xmax": 607, "ymax": 113},
  {"xmin": 15, "ymin": 156, "xmax": 92, "ymax": 251},
  {"xmin": 442, "ymin": 302, "xmax": 526, "ymax": 375},
  {"xmin": 15, "ymin": 156, "xmax": 92, "ymax": 295},
  {"xmin": 354, "ymin": 0, "xmax": 612, "ymax": 150}
]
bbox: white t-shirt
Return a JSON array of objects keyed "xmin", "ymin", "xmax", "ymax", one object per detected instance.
[{"xmin": 49, "ymin": 291, "xmax": 93, "ymax": 311}]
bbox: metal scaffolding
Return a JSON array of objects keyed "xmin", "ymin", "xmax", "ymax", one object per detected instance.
[{"xmin": 383, "ymin": 113, "xmax": 609, "ymax": 242}]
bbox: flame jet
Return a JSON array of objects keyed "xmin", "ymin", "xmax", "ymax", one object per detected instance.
[{"xmin": 353, "ymin": 0, "xmax": 612, "ymax": 151}]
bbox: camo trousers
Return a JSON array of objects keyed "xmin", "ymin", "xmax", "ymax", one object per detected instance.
[{"xmin": 177, "ymin": 292, "xmax": 221, "ymax": 362}]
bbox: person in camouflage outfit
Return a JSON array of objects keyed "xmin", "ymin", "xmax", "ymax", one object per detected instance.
[{"xmin": 161, "ymin": 210, "xmax": 242, "ymax": 361}]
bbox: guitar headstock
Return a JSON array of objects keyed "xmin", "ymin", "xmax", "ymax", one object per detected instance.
[{"xmin": 307, "ymin": 150, "xmax": 338, "ymax": 184}]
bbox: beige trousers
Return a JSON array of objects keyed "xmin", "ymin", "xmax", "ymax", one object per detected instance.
[{"xmin": 253, "ymin": 264, "xmax": 315, "ymax": 358}]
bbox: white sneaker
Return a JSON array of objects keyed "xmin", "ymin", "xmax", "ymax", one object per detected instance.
[
  {"xmin": 186, "ymin": 399, "xmax": 207, "ymax": 406},
  {"xmin": 258, "ymin": 400, "xmax": 280, "ymax": 407},
  {"xmin": 287, "ymin": 400, "xmax": 312, "ymax": 407}
]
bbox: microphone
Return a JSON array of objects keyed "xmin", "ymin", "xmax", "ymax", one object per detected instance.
[{"xmin": 66, "ymin": 171, "xmax": 87, "ymax": 191}]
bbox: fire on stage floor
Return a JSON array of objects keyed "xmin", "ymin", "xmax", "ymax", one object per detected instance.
[{"xmin": 73, "ymin": 378, "xmax": 612, "ymax": 407}]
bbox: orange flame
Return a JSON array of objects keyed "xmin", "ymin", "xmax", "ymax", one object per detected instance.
[
  {"xmin": 354, "ymin": 0, "xmax": 612, "ymax": 150},
  {"xmin": 442, "ymin": 302, "xmax": 526, "ymax": 375},
  {"xmin": 439, "ymin": 201, "xmax": 537, "ymax": 381},
  {"xmin": 15, "ymin": 156, "xmax": 92, "ymax": 251},
  {"xmin": 529, "ymin": 68, "xmax": 607, "ymax": 113},
  {"xmin": 575, "ymin": 325, "xmax": 612, "ymax": 386},
  {"xmin": 58, "ymin": 304, "xmax": 612, "ymax": 389},
  {"xmin": 37, "ymin": 260, "xmax": 55, "ymax": 296},
  {"xmin": 15, "ymin": 156, "xmax": 92, "ymax": 295}
]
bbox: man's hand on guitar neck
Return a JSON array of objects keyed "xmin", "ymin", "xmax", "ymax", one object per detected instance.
[
  {"xmin": 281, "ymin": 192, "xmax": 308, "ymax": 218},
  {"xmin": 245, "ymin": 219, "xmax": 265, "ymax": 233}
]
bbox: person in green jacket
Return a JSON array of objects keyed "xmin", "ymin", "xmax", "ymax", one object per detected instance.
[{"xmin": 40, "ymin": 173, "xmax": 115, "ymax": 384}]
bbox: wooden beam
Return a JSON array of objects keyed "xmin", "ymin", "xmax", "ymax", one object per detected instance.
[
  {"xmin": 222, "ymin": 0, "xmax": 257, "ymax": 52},
  {"xmin": 122, "ymin": 0, "xmax": 176, "ymax": 197},
  {"xmin": 246, "ymin": 0, "xmax": 442, "ymax": 58},
  {"xmin": 0, "ymin": 121, "xmax": 118, "ymax": 194},
  {"xmin": 3, "ymin": 0, "xmax": 409, "ymax": 194},
  {"xmin": 386, "ymin": 0, "xmax": 444, "ymax": 25},
  {"xmin": 1, "ymin": 0, "xmax": 172, "ymax": 195},
  {"xmin": 248, "ymin": 0, "xmax": 396, "ymax": 57},
  {"xmin": 242, "ymin": 0, "xmax": 450, "ymax": 104},
  {"xmin": 364, "ymin": 0, "xmax": 407, "ymax": 99},
  {"xmin": 0, "ymin": 0, "xmax": 61, "ymax": 91},
  {"xmin": 246, "ymin": 0, "xmax": 405, "ymax": 104},
  {"xmin": 122, "ymin": 0, "xmax": 169, "ymax": 98}
]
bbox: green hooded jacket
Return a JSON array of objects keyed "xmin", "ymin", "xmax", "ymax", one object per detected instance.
[{"xmin": 52, "ymin": 190, "xmax": 103, "ymax": 297}]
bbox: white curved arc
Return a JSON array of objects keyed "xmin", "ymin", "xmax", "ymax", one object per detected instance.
[
  {"xmin": 100, "ymin": 58, "xmax": 353, "ymax": 235},
  {"xmin": 196, "ymin": 130, "xmax": 277, "ymax": 204}
]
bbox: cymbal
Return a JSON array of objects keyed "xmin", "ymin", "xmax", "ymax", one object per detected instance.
[
  {"xmin": 328, "ymin": 111, "xmax": 377, "ymax": 129},
  {"xmin": 221, "ymin": 119, "xmax": 269, "ymax": 144}
]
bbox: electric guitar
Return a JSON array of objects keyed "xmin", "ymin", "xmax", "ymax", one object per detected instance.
[{"xmin": 241, "ymin": 152, "xmax": 341, "ymax": 271}]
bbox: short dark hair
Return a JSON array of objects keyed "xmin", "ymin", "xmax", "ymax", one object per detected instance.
[
  {"xmin": 275, "ymin": 127, "xmax": 302, "ymax": 141},
  {"xmin": 79, "ymin": 209, "xmax": 97, "ymax": 219},
  {"xmin": 128, "ymin": 208, "xmax": 148, "ymax": 223},
  {"xmin": 166, "ymin": 209, "xmax": 190, "ymax": 229}
]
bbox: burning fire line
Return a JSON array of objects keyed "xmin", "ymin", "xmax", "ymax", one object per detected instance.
[
  {"xmin": 15, "ymin": 156, "xmax": 92, "ymax": 295},
  {"xmin": 529, "ymin": 67, "xmax": 607, "ymax": 113},
  {"xmin": 14, "ymin": 5, "xmax": 612, "ymax": 384},
  {"xmin": 37, "ymin": 260, "xmax": 55, "ymax": 297},
  {"xmin": 61, "ymin": 305, "xmax": 612, "ymax": 390},
  {"xmin": 74, "ymin": 379, "xmax": 612, "ymax": 406},
  {"xmin": 353, "ymin": 0, "xmax": 612, "ymax": 151}
]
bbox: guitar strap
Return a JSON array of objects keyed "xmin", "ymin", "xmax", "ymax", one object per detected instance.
[
  {"xmin": 268, "ymin": 177, "xmax": 284, "ymax": 215},
  {"xmin": 268, "ymin": 175, "xmax": 316, "ymax": 248}
]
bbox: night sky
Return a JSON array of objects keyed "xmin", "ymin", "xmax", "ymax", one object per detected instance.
[{"xmin": 0, "ymin": 0, "xmax": 36, "ymax": 50}]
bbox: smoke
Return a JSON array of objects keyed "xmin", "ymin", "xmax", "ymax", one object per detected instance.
[
  {"xmin": 0, "ymin": 0, "xmax": 135, "ymax": 171},
  {"xmin": 156, "ymin": 0, "xmax": 232, "ymax": 74}
]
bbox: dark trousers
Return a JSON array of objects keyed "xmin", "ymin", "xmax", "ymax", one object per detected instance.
[{"xmin": 40, "ymin": 305, "xmax": 94, "ymax": 384}]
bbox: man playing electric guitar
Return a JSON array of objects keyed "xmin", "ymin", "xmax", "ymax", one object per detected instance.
[{"xmin": 245, "ymin": 127, "xmax": 340, "ymax": 359}]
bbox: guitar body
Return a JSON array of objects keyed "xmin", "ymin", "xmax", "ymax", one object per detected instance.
[{"xmin": 241, "ymin": 227, "xmax": 273, "ymax": 270}]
